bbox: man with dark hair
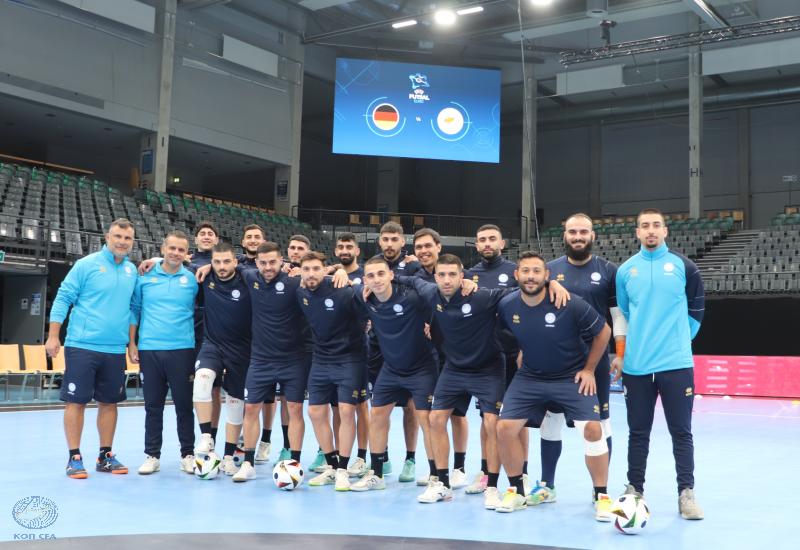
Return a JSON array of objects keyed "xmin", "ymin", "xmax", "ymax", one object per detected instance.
[
  {"xmin": 298, "ymin": 252, "xmax": 369, "ymax": 492},
  {"xmin": 47, "ymin": 219, "xmax": 138, "ymax": 478},
  {"xmin": 129, "ymin": 230, "xmax": 198, "ymax": 475},
  {"xmin": 366, "ymin": 222, "xmax": 422, "ymax": 480},
  {"xmin": 464, "ymin": 224, "xmax": 526, "ymax": 496},
  {"xmin": 335, "ymin": 233, "xmax": 364, "ymax": 283},
  {"xmin": 348, "ymin": 256, "xmax": 438, "ymax": 492},
  {"xmin": 233, "ymin": 242, "xmax": 314, "ymax": 481},
  {"xmin": 496, "ymin": 252, "xmax": 612, "ymax": 517},
  {"xmin": 529, "ymin": 213, "xmax": 626, "ymax": 506},
  {"xmin": 287, "ymin": 235, "xmax": 312, "ymax": 266},
  {"xmin": 412, "ymin": 228, "xmax": 470, "ymax": 489},
  {"xmin": 615, "ymin": 208, "xmax": 705, "ymax": 520},
  {"xmin": 192, "ymin": 242, "xmax": 252, "ymax": 476},
  {"xmin": 239, "ymin": 224, "xmax": 265, "ymax": 270}
]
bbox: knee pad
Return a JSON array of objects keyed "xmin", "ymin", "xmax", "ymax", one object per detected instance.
[
  {"xmin": 575, "ymin": 421, "xmax": 609, "ymax": 456},
  {"xmin": 601, "ymin": 418, "xmax": 613, "ymax": 439},
  {"xmin": 226, "ymin": 397, "xmax": 244, "ymax": 426},
  {"xmin": 192, "ymin": 369, "xmax": 216, "ymax": 403},
  {"xmin": 540, "ymin": 411, "xmax": 565, "ymax": 441}
]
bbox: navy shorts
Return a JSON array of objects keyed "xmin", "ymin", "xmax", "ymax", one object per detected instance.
[
  {"xmin": 372, "ymin": 358, "xmax": 438, "ymax": 411},
  {"xmin": 501, "ymin": 369, "xmax": 601, "ymax": 425},
  {"xmin": 60, "ymin": 347, "xmax": 127, "ymax": 404},
  {"xmin": 195, "ymin": 342, "xmax": 250, "ymax": 400},
  {"xmin": 245, "ymin": 355, "xmax": 311, "ymax": 404},
  {"xmin": 307, "ymin": 359, "xmax": 368, "ymax": 406},
  {"xmin": 433, "ymin": 356, "xmax": 506, "ymax": 416}
]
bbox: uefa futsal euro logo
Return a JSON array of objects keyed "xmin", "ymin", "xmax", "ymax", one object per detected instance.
[
  {"xmin": 409, "ymin": 73, "xmax": 430, "ymax": 103},
  {"xmin": 11, "ymin": 496, "xmax": 58, "ymax": 539}
]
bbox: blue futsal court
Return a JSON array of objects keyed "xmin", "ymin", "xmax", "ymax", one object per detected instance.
[{"xmin": 2, "ymin": 394, "xmax": 798, "ymax": 549}]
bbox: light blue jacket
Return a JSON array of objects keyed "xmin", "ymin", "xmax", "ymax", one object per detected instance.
[
  {"xmin": 50, "ymin": 246, "xmax": 138, "ymax": 354},
  {"xmin": 616, "ymin": 243, "xmax": 705, "ymax": 376},
  {"xmin": 130, "ymin": 263, "xmax": 198, "ymax": 351}
]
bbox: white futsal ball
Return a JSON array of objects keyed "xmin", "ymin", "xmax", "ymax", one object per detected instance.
[
  {"xmin": 272, "ymin": 459, "xmax": 304, "ymax": 490},
  {"xmin": 194, "ymin": 452, "xmax": 222, "ymax": 480},
  {"xmin": 611, "ymin": 494, "xmax": 650, "ymax": 534}
]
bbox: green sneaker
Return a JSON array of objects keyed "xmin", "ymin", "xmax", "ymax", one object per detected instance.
[
  {"xmin": 383, "ymin": 459, "xmax": 393, "ymax": 475},
  {"xmin": 527, "ymin": 480, "xmax": 557, "ymax": 506},
  {"xmin": 399, "ymin": 458, "xmax": 416, "ymax": 482},
  {"xmin": 309, "ymin": 449, "xmax": 326, "ymax": 473},
  {"xmin": 277, "ymin": 448, "xmax": 291, "ymax": 462}
]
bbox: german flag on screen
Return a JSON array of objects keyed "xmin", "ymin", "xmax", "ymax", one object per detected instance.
[{"xmin": 372, "ymin": 104, "xmax": 399, "ymax": 131}]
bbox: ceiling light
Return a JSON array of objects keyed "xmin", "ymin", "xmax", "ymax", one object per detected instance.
[
  {"xmin": 392, "ymin": 19, "xmax": 418, "ymax": 29},
  {"xmin": 434, "ymin": 9, "xmax": 457, "ymax": 26},
  {"xmin": 531, "ymin": 0, "xmax": 553, "ymax": 7},
  {"xmin": 456, "ymin": 6, "xmax": 484, "ymax": 16}
]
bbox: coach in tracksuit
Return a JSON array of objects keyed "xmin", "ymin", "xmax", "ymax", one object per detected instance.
[
  {"xmin": 615, "ymin": 208, "xmax": 705, "ymax": 520},
  {"xmin": 129, "ymin": 231, "xmax": 198, "ymax": 476},
  {"xmin": 47, "ymin": 218, "xmax": 138, "ymax": 479}
]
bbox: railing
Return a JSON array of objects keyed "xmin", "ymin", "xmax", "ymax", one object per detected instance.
[{"xmin": 293, "ymin": 207, "xmax": 529, "ymax": 243}]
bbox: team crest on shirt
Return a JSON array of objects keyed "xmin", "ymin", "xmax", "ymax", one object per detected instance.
[
  {"xmin": 303, "ymin": 298, "xmax": 309, "ymax": 306},
  {"xmin": 353, "ymin": 277, "xmax": 362, "ymax": 285},
  {"xmin": 498, "ymin": 273, "xmax": 509, "ymax": 285},
  {"xmin": 544, "ymin": 312, "xmax": 556, "ymax": 327},
  {"xmin": 231, "ymin": 289, "xmax": 241, "ymax": 300},
  {"xmin": 591, "ymin": 272, "xmax": 601, "ymax": 285},
  {"xmin": 436, "ymin": 304, "xmax": 443, "ymax": 312},
  {"xmin": 556, "ymin": 273, "xmax": 565, "ymax": 282},
  {"xmin": 399, "ymin": 261, "xmax": 406, "ymax": 268},
  {"xmin": 124, "ymin": 265, "xmax": 132, "ymax": 275},
  {"xmin": 180, "ymin": 276, "xmax": 188, "ymax": 285},
  {"xmin": 276, "ymin": 282, "xmax": 285, "ymax": 292},
  {"xmin": 664, "ymin": 262, "xmax": 675, "ymax": 275},
  {"xmin": 324, "ymin": 298, "xmax": 335, "ymax": 310},
  {"xmin": 209, "ymin": 282, "xmax": 215, "ymax": 289},
  {"xmin": 461, "ymin": 303, "xmax": 472, "ymax": 317},
  {"xmin": 253, "ymin": 281, "xmax": 260, "ymax": 290},
  {"xmin": 512, "ymin": 314, "xmax": 520, "ymax": 324},
  {"xmin": 393, "ymin": 304, "xmax": 404, "ymax": 316}
]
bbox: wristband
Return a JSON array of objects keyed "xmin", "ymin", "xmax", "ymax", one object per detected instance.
[{"xmin": 615, "ymin": 340, "xmax": 625, "ymax": 358}]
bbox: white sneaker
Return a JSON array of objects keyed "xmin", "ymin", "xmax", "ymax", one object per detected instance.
[
  {"xmin": 416, "ymin": 474, "xmax": 432, "ymax": 486},
  {"xmin": 137, "ymin": 456, "xmax": 160, "ymax": 475},
  {"xmin": 220, "ymin": 455, "xmax": 239, "ymax": 476},
  {"xmin": 418, "ymin": 478, "xmax": 453, "ymax": 503},
  {"xmin": 679, "ymin": 488, "xmax": 704, "ymax": 520},
  {"xmin": 495, "ymin": 488, "xmax": 527, "ymax": 513},
  {"xmin": 255, "ymin": 441, "xmax": 271, "ymax": 464},
  {"xmin": 308, "ymin": 465, "xmax": 336, "ymax": 486},
  {"xmin": 335, "ymin": 468, "xmax": 351, "ymax": 491},
  {"xmin": 195, "ymin": 433, "xmax": 214, "ymax": 455},
  {"xmin": 450, "ymin": 468, "xmax": 468, "ymax": 489},
  {"xmin": 232, "ymin": 461, "xmax": 256, "ymax": 482},
  {"xmin": 523, "ymin": 473, "xmax": 532, "ymax": 496},
  {"xmin": 180, "ymin": 455, "xmax": 195, "ymax": 474},
  {"xmin": 465, "ymin": 471, "xmax": 488, "ymax": 494},
  {"xmin": 351, "ymin": 471, "xmax": 386, "ymax": 492},
  {"xmin": 347, "ymin": 457, "xmax": 368, "ymax": 478},
  {"xmin": 484, "ymin": 486, "xmax": 502, "ymax": 510}
]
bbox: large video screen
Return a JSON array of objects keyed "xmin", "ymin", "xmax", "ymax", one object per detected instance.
[{"xmin": 332, "ymin": 58, "xmax": 501, "ymax": 163}]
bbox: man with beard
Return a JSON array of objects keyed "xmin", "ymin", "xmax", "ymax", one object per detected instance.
[
  {"xmin": 192, "ymin": 243, "xmax": 252, "ymax": 476},
  {"xmin": 334, "ymin": 233, "xmax": 371, "ymax": 478},
  {"xmin": 298, "ymin": 252, "xmax": 369, "ymax": 492},
  {"xmin": 496, "ymin": 252, "xmax": 612, "ymax": 518},
  {"xmin": 413, "ymin": 228, "xmax": 470, "ymax": 489},
  {"xmin": 238, "ymin": 224, "xmax": 265, "ymax": 271},
  {"xmin": 524, "ymin": 213, "xmax": 626, "ymax": 506},
  {"xmin": 464, "ymin": 225, "xmax": 528, "ymax": 496}
]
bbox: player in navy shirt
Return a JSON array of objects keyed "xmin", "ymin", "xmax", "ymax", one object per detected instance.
[
  {"xmin": 364, "ymin": 222, "xmax": 422, "ymax": 481},
  {"xmin": 462, "ymin": 224, "xmax": 526, "ymax": 495},
  {"xmin": 297, "ymin": 252, "xmax": 369, "ymax": 491},
  {"xmin": 413, "ymin": 228, "xmax": 470, "ymax": 489},
  {"xmin": 534, "ymin": 213, "xmax": 627, "ymax": 504},
  {"xmin": 333, "ymin": 232, "xmax": 371, "ymax": 477},
  {"xmin": 496, "ymin": 252, "xmax": 613, "ymax": 518},
  {"xmin": 395, "ymin": 253, "xmax": 509, "ymax": 506},
  {"xmin": 192, "ymin": 242, "xmax": 252, "ymax": 476},
  {"xmin": 236, "ymin": 223, "xmax": 264, "ymax": 271},
  {"xmin": 348, "ymin": 257, "xmax": 439, "ymax": 492}
]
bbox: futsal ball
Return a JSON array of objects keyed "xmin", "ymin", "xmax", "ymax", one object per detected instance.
[
  {"xmin": 272, "ymin": 459, "xmax": 304, "ymax": 490},
  {"xmin": 611, "ymin": 495, "xmax": 650, "ymax": 535},
  {"xmin": 194, "ymin": 452, "xmax": 222, "ymax": 480},
  {"xmin": 232, "ymin": 447, "xmax": 245, "ymax": 468}
]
